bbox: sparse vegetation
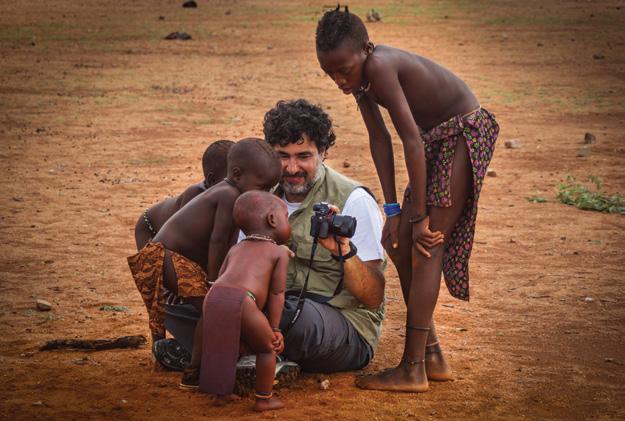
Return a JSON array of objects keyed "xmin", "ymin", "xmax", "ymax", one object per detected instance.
[{"xmin": 556, "ymin": 175, "xmax": 625, "ymax": 214}]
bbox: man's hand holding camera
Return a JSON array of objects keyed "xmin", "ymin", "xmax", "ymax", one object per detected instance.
[{"xmin": 310, "ymin": 203, "xmax": 357, "ymax": 259}]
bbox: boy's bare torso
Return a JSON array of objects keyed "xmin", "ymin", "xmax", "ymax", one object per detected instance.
[
  {"xmin": 146, "ymin": 182, "xmax": 207, "ymax": 233},
  {"xmin": 216, "ymin": 241, "xmax": 287, "ymax": 309},
  {"xmin": 153, "ymin": 181, "xmax": 239, "ymax": 270},
  {"xmin": 364, "ymin": 45, "xmax": 479, "ymax": 130}
]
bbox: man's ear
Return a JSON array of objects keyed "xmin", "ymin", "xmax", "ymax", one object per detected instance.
[
  {"xmin": 319, "ymin": 147, "xmax": 327, "ymax": 161},
  {"xmin": 266, "ymin": 212, "xmax": 277, "ymax": 228}
]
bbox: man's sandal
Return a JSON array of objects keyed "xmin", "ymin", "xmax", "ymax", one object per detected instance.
[
  {"xmin": 152, "ymin": 338, "xmax": 191, "ymax": 371},
  {"xmin": 234, "ymin": 355, "xmax": 301, "ymax": 396}
]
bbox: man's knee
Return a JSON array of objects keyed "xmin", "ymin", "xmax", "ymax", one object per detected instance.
[{"xmin": 283, "ymin": 309, "xmax": 323, "ymax": 360}]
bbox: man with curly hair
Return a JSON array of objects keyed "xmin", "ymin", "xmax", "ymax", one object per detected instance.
[{"xmin": 261, "ymin": 98, "xmax": 386, "ymax": 373}]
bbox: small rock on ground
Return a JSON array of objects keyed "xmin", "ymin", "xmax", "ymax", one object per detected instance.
[
  {"xmin": 164, "ymin": 32, "xmax": 192, "ymax": 41},
  {"xmin": 367, "ymin": 9, "xmax": 381, "ymax": 22},
  {"xmin": 504, "ymin": 139, "xmax": 522, "ymax": 149},
  {"xmin": 36, "ymin": 299, "xmax": 52, "ymax": 311},
  {"xmin": 319, "ymin": 379, "xmax": 330, "ymax": 390},
  {"xmin": 182, "ymin": 1, "xmax": 197, "ymax": 8},
  {"xmin": 584, "ymin": 132, "xmax": 596, "ymax": 144},
  {"xmin": 487, "ymin": 168, "xmax": 497, "ymax": 177}
]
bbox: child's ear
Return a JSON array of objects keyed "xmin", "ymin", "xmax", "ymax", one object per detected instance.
[
  {"xmin": 266, "ymin": 212, "xmax": 277, "ymax": 228},
  {"xmin": 206, "ymin": 172, "xmax": 215, "ymax": 186},
  {"xmin": 231, "ymin": 167, "xmax": 242, "ymax": 181},
  {"xmin": 365, "ymin": 41, "xmax": 374, "ymax": 55}
]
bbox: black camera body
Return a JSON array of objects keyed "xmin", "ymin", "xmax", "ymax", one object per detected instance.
[{"xmin": 310, "ymin": 202, "xmax": 357, "ymax": 239}]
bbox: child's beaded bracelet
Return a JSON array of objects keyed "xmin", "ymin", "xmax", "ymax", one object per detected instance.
[{"xmin": 383, "ymin": 202, "xmax": 401, "ymax": 218}]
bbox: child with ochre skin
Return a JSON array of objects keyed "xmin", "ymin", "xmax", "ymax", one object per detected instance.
[
  {"xmin": 316, "ymin": 7, "xmax": 499, "ymax": 392},
  {"xmin": 180, "ymin": 191, "xmax": 291, "ymax": 412},
  {"xmin": 127, "ymin": 138, "xmax": 282, "ymax": 344},
  {"xmin": 133, "ymin": 139, "xmax": 234, "ymax": 251}
]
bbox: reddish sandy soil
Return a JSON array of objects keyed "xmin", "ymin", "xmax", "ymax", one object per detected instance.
[{"xmin": 1, "ymin": 0, "xmax": 624, "ymax": 419}]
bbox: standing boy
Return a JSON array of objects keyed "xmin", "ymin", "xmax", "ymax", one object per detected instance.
[{"xmin": 316, "ymin": 7, "xmax": 499, "ymax": 392}]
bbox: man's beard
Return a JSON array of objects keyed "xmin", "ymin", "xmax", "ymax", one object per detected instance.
[{"xmin": 281, "ymin": 160, "xmax": 322, "ymax": 197}]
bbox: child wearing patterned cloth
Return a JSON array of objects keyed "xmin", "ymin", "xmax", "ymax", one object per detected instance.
[
  {"xmin": 127, "ymin": 138, "xmax": 281, "ymax": 345},
  {"xmin": 133, "ymin": 139, "xmax": 234, "ymax": 251},
  {"xmin": 316, "ymin": 7, "xmax": 499, "ymax": 392}
]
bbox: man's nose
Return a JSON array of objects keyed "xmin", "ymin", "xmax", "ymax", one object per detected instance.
[{"xmin": 283, "ymin": 157, "xmax": 299, "ymax": 174}]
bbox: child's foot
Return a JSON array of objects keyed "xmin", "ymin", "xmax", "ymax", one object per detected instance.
[
  {"xmin": 254, "ymin": 396, "xmax": 284, "ymax": 412},
  {"xmin": 212, "ymin": 394, "xmax": 241, "ymax": 407},
  {"xmin": 356, "ymin": 360, "xmax": 429, "ymax": 393},
  {"xmin": 179, "ymin": 366, "xmax": 200, "ymax": 391},
  {"xmin": 425, "ymin": 342, "xmax": 453, "ymax": 381}
]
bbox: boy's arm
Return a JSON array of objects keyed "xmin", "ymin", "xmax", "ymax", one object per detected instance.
[
  {"xmin": 366, "ymin": 60, "xmax": 426, "ymax": 217},
  {"xmin": 365, "ymin": 59, "xmax": 444, "ymax": 256},
  {"xmin": 358, "ymin": 96, "xmax": 396, "ymax": 205},
  {"xmin": 206, "ymin": 195, "xmax": 237, "ymax": 282},
  {"xmin": 266, "ymin": 248, "xmax": 288, "ymax": 330}
]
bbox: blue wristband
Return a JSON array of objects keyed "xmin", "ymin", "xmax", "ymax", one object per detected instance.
[{"xmin": 383, "ymin": 203, "xmax": 401, "ymax": 217}]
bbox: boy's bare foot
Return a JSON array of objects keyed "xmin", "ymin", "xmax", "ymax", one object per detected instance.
[
  {"xmin": 356, "ymin": 361, "xmax": 429, "ymax": 393},
  {"xmin": 212, "ymin": 394, "xmax": 241, "ymax": 407},
  {"xmin": 254, "ymin": 396, "xmax": 284, "ymax": 412},
  {"xmin": 425, "ymin": 342, "xmax": 453, "ymax": 381}
]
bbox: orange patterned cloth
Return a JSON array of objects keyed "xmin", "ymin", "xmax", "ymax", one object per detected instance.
[{"xmin": 127, "ymin": 242, "xmax": 210, "ymax": 339}]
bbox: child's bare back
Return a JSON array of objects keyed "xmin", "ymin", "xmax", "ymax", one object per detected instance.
[{"xmin": 134, "ymin": 140, "xmax": 234, "ymax": 250}]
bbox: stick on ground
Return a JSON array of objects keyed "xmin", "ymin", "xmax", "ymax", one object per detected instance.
[{"xmin": 40, "ymin": 335, "xmax": 147, "ymax": 351}]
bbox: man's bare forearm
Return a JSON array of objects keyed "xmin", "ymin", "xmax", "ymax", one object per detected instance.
[{"xmin": 343, "ymin": 257, "xmax": 385, "ymax": 310}]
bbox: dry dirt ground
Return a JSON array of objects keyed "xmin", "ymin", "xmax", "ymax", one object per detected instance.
[{"xmin": 1, "ymin": 0, "xmax": 624, "ymax": 419}]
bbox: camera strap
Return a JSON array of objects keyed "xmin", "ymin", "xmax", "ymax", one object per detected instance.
[
  {"xmin": 283, "ymin": 238, "xmax": 319, "ymax": 335},
  {"xmin": 284, "ymin": 237, "xmax": 347, "ymax": 334}
]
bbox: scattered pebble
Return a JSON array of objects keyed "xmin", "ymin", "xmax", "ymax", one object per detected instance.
[
  {"xmin": 604, "ymin": 358, "xmax": 623, "ymax": 366},
  {"xmin": 486, "ymin": 168, "xmax": 497, "ymax": 177},
  {"xmin": 583, "ymin": 132, "xmax": 596, "ymax": 144},
  {"xmin": 593, "ymin": 53, "xmax": 605, "ymax": 60},
  {"xmin": 121, "ymin": 399, "xmax": 128, "ymax": 404},
  {"xmin": 536, "ymin": 42, "xmax": 543, "ymax": 47},
  {"xmin": 158, "ymin": 16, "xmax": 165, "ymax": 20},
  {"xmin": 164, "ymin": 32, "xmax": 192, "ymax": 41},
  {"xmin": 36, "ymin": 299, "xmax": 52, "ymax": 311},
  {"xmin": 225, "ymin": 9, "xmax": 231, "ymax": 15},
  {"xmin": 504, "ymin": 139, "xmax": 521, "ymax": 149},
  {"xmin": 584, "ymin": 296, "xmax": 594, "ymax": 303},
  {"xmin": 342, "ymin": 160, "xmax": 351, "ymax": 168},
  {"xmin": 577, "ymin": 146, "xmax": 591, "ymax": 157},
  {"xmin": 456, "ymin": 327, "xmax": 468, "ymax": 332},
  {"xmin": 20, "ymin": 352, "xmax": 35, "ymax": 358},
  {"xmin": 32, "ymin": 401, "xmax": 44, "ymax": 407},
  {"xmin": 182, "ymin": 0, "xmax": 197, "ymax": 7},
  {"xmin": 266, "ymin": 44, "xmax": 273, "ymax": 50},
  {"xmin": 366, "ymin": 9, "xmax": 381, "ymax": 22},
  {"xmin": 319, "ymin": 379, "xmax": 330, "ymax": 390}
]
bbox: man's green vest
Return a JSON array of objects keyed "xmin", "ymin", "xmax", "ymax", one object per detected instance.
[{"xmin": 275, "ymin": 164, "xmax": 385, "ymax": 351}]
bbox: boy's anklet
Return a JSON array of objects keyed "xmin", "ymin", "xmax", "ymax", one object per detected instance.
[
  {"xmin": 400, "ymin": 358, "xmax": 425, "ymax": 366},
  {"xmin": 255, "ymin": 392, "xmax": 273, "ymax": 400},
  {"xmin": 406, "ymin": 325, "xmax": 430, "ymax": 332}
]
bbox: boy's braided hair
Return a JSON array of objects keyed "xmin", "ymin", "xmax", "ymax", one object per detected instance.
[
  {"xmin": 263, "ymin": 99, "xmax": 336, "ymax": 152},
  {"xmin": 316, "ymin": 5, "xmax": 369, "ymax": 52},
  {"xmin": 202, "ymin": 139, "xmax": 234, "ymax": 181}
]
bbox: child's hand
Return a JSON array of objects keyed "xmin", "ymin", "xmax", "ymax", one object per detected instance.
[
  {"xmin": 412, "ymin": 217, "xmax": 444, "ymax": 258},
  {"xmin": 382, "ymin": 216, "xmax": 401, "ymax": 249},
  {"xmin": 272, "ymin": 331, "xmax": 284, "ymax": 354}
]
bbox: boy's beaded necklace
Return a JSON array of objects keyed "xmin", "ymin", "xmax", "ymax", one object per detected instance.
[
  {"xmin": 223, "ymin": 177, "xmax": 241, "ymax": 193},
  {"xmin": 243, "ymin": 234, "xmax": 276, "ymax": 245}
]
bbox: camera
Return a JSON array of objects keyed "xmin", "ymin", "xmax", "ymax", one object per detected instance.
[{"xmin": 310, "ymin": 202, "xmax": 357, "ymax": 239}]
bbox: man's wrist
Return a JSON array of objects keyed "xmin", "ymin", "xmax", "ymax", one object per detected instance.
[{"xmin": 331, "ymin": 241, "xmax": 358, "ymax": 261}]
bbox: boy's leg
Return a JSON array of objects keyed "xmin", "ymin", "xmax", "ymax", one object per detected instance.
[
  {"xmin": 384, "ymin": 191, "xmax": 452, "ymax": 381},
  {"xmin": 358, "ymin": 139, "xmax": 472, "ymax": 392},
  {"xmin": 240, "ymin": 300, "xmax": 284, "ymax": 411}
]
